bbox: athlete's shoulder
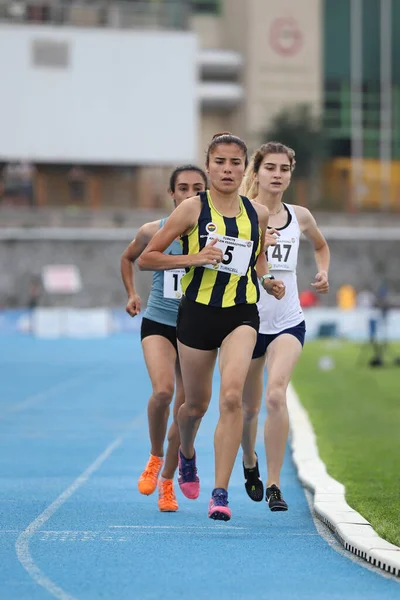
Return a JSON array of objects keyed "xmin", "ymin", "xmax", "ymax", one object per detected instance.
[
  {"xmin": 175, "ymin": 195, "xmax": 203, "ymax": 219},
  {"xmin": 292, "ymin": 205, "xmax": 315, "ymax": 229},
  {"xmin": 249, "ymin": 199, "xmax": 269, "ymax": 225},
  {"xmin": 139, "ymin": 219, "xmax": 162, "ymax": 242},
  {"xmin": 182, "ymin": 194, "xmax": 204, "ymax": 208},
  {"xmin": 293, "ymin": 204, "xmax": 311, "ymax": 218},
  {"xmin": 169, "ymin": 195, "xmax": 203, "ymax": 237}
]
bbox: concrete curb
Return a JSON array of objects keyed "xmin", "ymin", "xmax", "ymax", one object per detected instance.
[{"xmin": 287, "ymin": 383, "xmax": 400, "ymax": 578}]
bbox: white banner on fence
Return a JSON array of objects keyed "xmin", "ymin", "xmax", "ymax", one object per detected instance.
[
  {"xmin": 0, "ymin": 25, "xmax": 198, "ymax": 164},
  {"xmin": 33, "ymin": 308, "xmax": 110, "ymax": 338}
]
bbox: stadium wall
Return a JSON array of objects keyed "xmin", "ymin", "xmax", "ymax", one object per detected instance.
[{"xmin": 1, "ymin": 229, "xmax": 400, "ymax": 309}]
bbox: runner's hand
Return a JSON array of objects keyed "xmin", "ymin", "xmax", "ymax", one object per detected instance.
[
  {"xmin": 194, "ymin": 238, "xmax": 223, "ymax": 267},
  {"xmin": 311, "ymin": 271, "xmax": 329, "ymax": 294},
  {"xmin": 264, "ymin": 229, "xmax": 280, "ymax": 248},
  {"xmin": 126, "ymin": 294, "xmax": 141, "ymax": 317},
  {"xmin": 263, "ymin": 279, "xmax": 285, "ymax": 300}
]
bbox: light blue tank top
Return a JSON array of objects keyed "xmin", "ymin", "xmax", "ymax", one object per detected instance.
[{"xmin": 143, "ymin": 218, "xmax": 182, "ymax": 327}]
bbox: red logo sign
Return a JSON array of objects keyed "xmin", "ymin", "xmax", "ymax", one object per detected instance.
[{"xmin": 269, "ymin": 17, "xmax": 303, "ymax": 57}]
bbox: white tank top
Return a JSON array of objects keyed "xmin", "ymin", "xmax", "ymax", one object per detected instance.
[{"xmin": 257, "ymin": 203, "xmax": 304, "ymax": 334}]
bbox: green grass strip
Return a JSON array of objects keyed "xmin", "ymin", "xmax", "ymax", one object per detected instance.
[{"xmin": 292, "ymin": 340, "xmax": 400, "ymax": 547}]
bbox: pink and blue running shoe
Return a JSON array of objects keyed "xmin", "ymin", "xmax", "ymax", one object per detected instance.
[
  {"xmin": 208, "ymin": 488, "xmax": 231, "ymax": 521},
  {"xmin": 178, "ymin": 448, "xmax": 200, "ymax": 499}
]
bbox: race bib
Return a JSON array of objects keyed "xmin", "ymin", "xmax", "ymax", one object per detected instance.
[
  {"xmin": 163, "ymin": 269, "xmax": 184, "ymax": 299},
  {"xmin": 267, "ymin": 237, "xmax": 297, "ymax": 272},
  {"xmin": 204, "ymin": 234, "xmax": 253, "ymax": 276}
]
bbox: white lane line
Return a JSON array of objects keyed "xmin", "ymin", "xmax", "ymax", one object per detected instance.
[
  {"xmin": 3, "ymin": 528, "xmax": 319, "ymax": 538},
  {"xmin": 0, "ymin": 370, "xmax": 99, "ymax": 421},
  {"xmin": 15, "ymin": 414, "xmax": 144, "ymax": 600},
  {"xmin": 108, "ymin": 525, "xmax": 247, "ymax": 530},
  {"xmin": 37, "ymin": 531, "xmax": 319, "ymax": 539},
  {"xmin": 0, "ymin": 530, "xmax": 20, "ymax": 533}
]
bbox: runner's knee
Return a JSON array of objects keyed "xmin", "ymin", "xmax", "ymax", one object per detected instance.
[
  {"xmin": 220, "ymin": 387, "xmax": 242, "ymax": 413},
  {"xmin": 153, "ymin": 387, "xmax": 174, "ymax": 408},
  {"xmin": 242, "ymin": 402, "xmax": 259, "ymax": 422},
  {"xmin": 184, "ymin": 402, "xmax": 208, "ymax": 419},
  {"xmin": 266, "ymin": 383, "xmax": 287, "ymax": 413}
]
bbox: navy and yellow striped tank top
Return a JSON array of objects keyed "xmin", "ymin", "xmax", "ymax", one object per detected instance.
[{"xmin": 180, "ymin": 191, "xmax": 261, "ymax": 307}]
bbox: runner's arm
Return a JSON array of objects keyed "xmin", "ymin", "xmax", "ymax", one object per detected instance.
[
  {"xmin": 299, "ymin": 207, "xmax": 330, "ymax": 293},
  {"xmin": 253, "ymin": 204, "xmax": 271, "ymax": 278},
  {"xmin": 120, "ymin": 221, "xmax": 159, "ymax": 315},
  {"xmin": 138, "ymin": 198, "xmax": 223, "ymax": 271},
  {"xmin": 254, "ymin": 205, "xmax": 285, "ymax": 299}
]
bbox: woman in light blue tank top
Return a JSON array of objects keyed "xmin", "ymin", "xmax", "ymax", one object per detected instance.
[
  {"xmin": 120, "ymin": 165, "xmax": 207, "ymax": 512},
  {"xmin": 144, "ymin": 218, "xmax": 182, "ymax": 328}
]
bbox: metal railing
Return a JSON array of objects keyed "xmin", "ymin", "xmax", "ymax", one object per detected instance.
[
  {"xmin": 324, "ymin": 85, "xmax": 400, "ymax": 159},
  {"xmin": 0, "ymin": 0, "xmax": 191, "ymax": 30}
]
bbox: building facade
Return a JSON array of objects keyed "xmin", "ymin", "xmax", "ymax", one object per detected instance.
[{"xmin": 1, "ymin": 0, "xmax": 399, "ymax": 210}]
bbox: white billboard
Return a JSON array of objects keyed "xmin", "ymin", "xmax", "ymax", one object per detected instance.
[{"xmin": 0, "ymin": 25, "xmax": 198, "ymax": 164}]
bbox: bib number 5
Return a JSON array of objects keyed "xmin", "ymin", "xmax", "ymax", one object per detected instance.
[
  {"xmin": 204, "ymin": 235, "xmax": 253, "ymax": 276},
  {"xmin": 222, "ymin": 245, "xmax": 234, "ymax": 265}
]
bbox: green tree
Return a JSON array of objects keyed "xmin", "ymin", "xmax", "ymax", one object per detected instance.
[
  {"xmin": 263, "ymin": 104, "xmax": 326, "ymax": 178},
  {"xmin": 261, "ymin": 104, "xmax": 326, "ymax": 206}
]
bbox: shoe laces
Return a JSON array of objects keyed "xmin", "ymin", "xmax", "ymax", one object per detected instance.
[
  {"xmin": 180, "ymin": 457, "xmax": 198, "ymax": 480},
  {"xmin": 269, "ymin": 486, "xmax": 282, "ymax": 501},
  {"xmin": 143, "ymin": 457, "xmax": 161, "ymax": 480},
  {"xmin": 160, "ymin": 480, "xmax": 175, "ymax": 501},
  {"xmin": 212, "ymin": 491, "xmax": 228, "ymax": 507}
]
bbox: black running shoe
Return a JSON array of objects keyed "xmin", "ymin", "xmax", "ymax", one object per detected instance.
[
  {"xmin": 266, "ymin": 484, "xmax": 288, "ymax": 511},
  {"xmin": 243, "ymin": 456, "xmax": 264, "ymax": 502}
]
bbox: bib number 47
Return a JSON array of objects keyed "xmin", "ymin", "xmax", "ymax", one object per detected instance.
[{"xmin": 271, "ymin": 244, "xmax": 292, "ymax": 262}]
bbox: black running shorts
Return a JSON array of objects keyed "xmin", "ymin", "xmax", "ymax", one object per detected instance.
[
  {"xmin": 177, "ymin": 296, "xmax": 259, "ymax": 351},
  {"xmin": 140, "ymin": 317, "xmax": 178, "ymax": 352}
]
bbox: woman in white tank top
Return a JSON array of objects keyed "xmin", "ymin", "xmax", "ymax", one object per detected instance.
[{"xmin": 240, "ymin": 142, "xmax": 330, "ymax": 511}]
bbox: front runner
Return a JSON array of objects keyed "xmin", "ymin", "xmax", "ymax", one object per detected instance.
[{"xmin": 138, "ymin": 133, "xmax": 285, "ymax": 521}]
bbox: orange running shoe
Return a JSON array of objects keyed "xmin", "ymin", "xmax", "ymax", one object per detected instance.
[
  {"xmin": 138, "ymin": 455, "xmax": 163, "ymax": 495},
  {"xmin": 158, "ymin": 478, "xmax": 178, "ymax": 512}
]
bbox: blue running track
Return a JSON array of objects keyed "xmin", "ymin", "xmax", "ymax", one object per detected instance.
[{"xmin": 1, "ymin": 334, "xmax": 399, "ymax": 599}]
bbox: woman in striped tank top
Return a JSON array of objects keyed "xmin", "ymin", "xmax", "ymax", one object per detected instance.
[
  {"xmin": 239, "ymin": 142, "xmax": 330, "ymax": 511},
  {"xmin": 139, "ymin": 133, "xmax": 285, "ymax": 521}
]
